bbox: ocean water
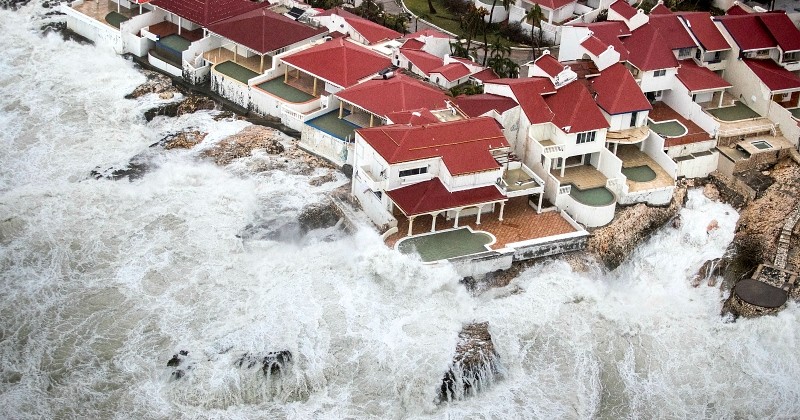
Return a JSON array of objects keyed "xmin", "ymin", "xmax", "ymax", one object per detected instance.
[{"xmin": 1, "ymin": 5, "xmax": 799, "ymax": 419}]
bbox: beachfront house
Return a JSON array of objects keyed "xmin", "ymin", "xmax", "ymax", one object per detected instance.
[{"xmin": 63, "ymin": 0, "xmax": 162, "ymax": 56}]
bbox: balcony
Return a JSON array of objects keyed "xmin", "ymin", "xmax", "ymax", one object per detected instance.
[
  {"xmin": 532, "ymin": 137, "xmax": 564, "ymax": 158},
  {"xmin": 496, "ymin": 161, "xmax": 544, "ymax": 198},
  {"xmin": 359, "ymin": 166, "xmax": 387, "ymax": 191}
]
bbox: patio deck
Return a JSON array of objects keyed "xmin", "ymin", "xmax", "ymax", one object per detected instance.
[
  {"xmin": 385, "ymin": 196, "xmax": 578, "ymax": 249},
  {"xmin": 306, "ymin": 111, "xmax": 360, "ymax": 141},
  {"xmin": 650, "ymin": 102, "xmax": 713, "ymax": 148},
  {"xmin": 204, "ymin": 47, "xmax": 266, "ymax": 73},
  {"xmin": 706, "ymin": 101, "xmax": 761, "ymax": 122},
  {"xmin": 551, "ymin": 165, "xmax": 608, "ymax": 190},
  {"xmin": 255, "ymin": 77, "xmax": 316, "ymax": 103},
  {"xmin": 616, "ymin": 144, "xmax": 675, "ymax": 192},
  {"xmin": 214, "ymin": 61, "xmax": 259, "ymax": 83},
  {"xmin": 147, "ymin": 21, "xmax": 204, "ymax": 42},
  {"xmin": 72, "ymin": 0, "xmax": 147, "ymax": 26}
]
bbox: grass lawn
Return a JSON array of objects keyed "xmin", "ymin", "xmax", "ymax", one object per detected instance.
[{"xmin": 404, "ymin": 0, "xmax": 508, "ymax": 44}]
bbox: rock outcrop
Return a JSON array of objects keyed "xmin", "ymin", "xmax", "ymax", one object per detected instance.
[
  {"xmin": 202, "ymin": 126, "xmax": 285, "ymax": 165},
  {"xmin": 235, "ymin": 350, "xmax": 293, "ymax": 377},
  {"xmin": 126, "ymin": 70, "xmax": 179, "ymax": 100},
  {"xmin": 297, "ymin": 200, "xmax": 342, "ymax": 233},
  {"xmin": 588, "ymin": 186, "xmax": 687, "ymax": 270},
  {"xmin": 161, "ymin": 130, "xmax": 207, "ymax": 150},
  {"xmin": 439, "ymin": 322, "xmax": 502, "ymax": 402}
]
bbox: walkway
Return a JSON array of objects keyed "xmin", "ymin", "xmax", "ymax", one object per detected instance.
[{"xmin": 774, "ymin": 205, "xmax": 800, "ymax": 269}]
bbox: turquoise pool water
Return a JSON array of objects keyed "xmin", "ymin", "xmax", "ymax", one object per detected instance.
[
  {"xmin": 569, "ymin": 185, "xmax": 615, "ymax": 206},
  {"xmin": 397, "ymin": 228, "xmax": 493, "ymax": 262},
  {"xmin": 622, "ymin": 165, "xmax": 657, "ymax": 182}
]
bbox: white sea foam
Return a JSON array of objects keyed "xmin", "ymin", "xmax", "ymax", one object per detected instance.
[{"xmin": 1, "ymin": 5, "xmax": 800, "ymax": 419}]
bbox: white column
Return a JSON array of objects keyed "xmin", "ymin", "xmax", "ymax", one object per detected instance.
[
  {"xmin": 178, "ymin": 17, "xmax": 182, "ymax": 35},
  {"xmin": 476, "ymin": 205, "xmax": 483, "ymax": 225},
  {"xmin": 499, "ymin": 202, "xmax": 506, "ymax": 221},
  {"xmin": 454, "ymin": 209, "xmax": 461, "ymax": 227},
  {"xmin": 407, "ymin": 216, "xmax": 415, "ymax": 236},
  {"xmin": 537, "ymin": 193, "xmax": 544, "ymax": 213},
  {"xmin": 430, "ymin": 212, "xmax": 438, "ymax": 232}
]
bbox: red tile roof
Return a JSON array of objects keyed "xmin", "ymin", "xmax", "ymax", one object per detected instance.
[
  {"xmin": 726, "ymin": 4, "xmax": 750, "ymax": 15},
  {"xmin": 677, "ymin": 12, "xmax": 731, "ymax": 52},
  {"xmin": 386, "ymin": 109, "xmax": 441, "ymax": 125},
  {"xmin": 648, "ymin": 14, "xmax": 697, "ymax": 50},
  {"xmin": 573, "ymin": 21, "xmax": 630, "ymax": 60},
  {"xmin": 386, "ymin": 178, "xmax": 506, "ymax": 216},
  {"xmin": 545, "ymin": 80, "xmax": 610, "ymax": 133},
  {"xmin": 523, "ymin": 0, "xmax": 575, "ymax": 11},
  {"xmin": 589, "ymin": 63, "xmax": 652, "ymax": 114},
  {"xmin": 151, "ymin": 0, "xmax": 263, "ymax": 26},
  {"xmin": 759, "ymin": 13, "xmax": 800, "ymax": 53},
  {"xmin": 400, "ymin": 48, "xmax": 444, "ymax": 74},
  {"xmin": 454, "ymin": 94, "xmax": 519, "ymax": 117},
  {"xmin": 470, "ymin": 68, "xmax": 500, "ymax": 82},
  {"xmin": 488, "ymin": 77, "xmax": 556, "ymax": 124},
  {"xmin": 715, "ymin": 14, "xmax": 775, "ymax": 51},
  {"xmin": 401, "ymin": 38, "xmax": 425, "ymax": 50},
  {"xmin": 315, "ymin": 8, "xmax": 401, "ymax": 44},
  {"xmin": 649, "ymin": 3, "xmax": 672, "ymax": 14},
  {"xmin": 534, "ymin": 53, "xmax": 565, "ymax": 77},
  {"xmin": 335, "ymin": 73, "xmax": 450, "ymax": 116},
  {"xmin": 744, "ymin": 59, "xmax": 800, "ymax": 92},
  {"xmin": 624, "ymin": 24, "xmax": 679, "ymax": 71},
  {"xmin": 356, "ymin": 117, "xmax": 508, "ymax": 175},
  {"xmin": 207, "ymin": 9, "xmax": 327, "ymax": 55},
  {"xmin": 610, "ymin": 0, "xmax": 638, "ymax": 20},
  {"xmin": 430, "ymin": 63, "xmax": 471, "ymax": 81},
  {"xmin": 405, "ymin": 29, "xmax": 452, "ymax": 39},
  {"xmin": 282, "ymin": 38, "xmax": 392, "ymax": 88},
  {"xmin": 581, "ymin": 35, "xmax": 609, "ymax": 56},
  {"xmin": 676, "ymin": 59, "xmax": 731, "ymax": 92}
]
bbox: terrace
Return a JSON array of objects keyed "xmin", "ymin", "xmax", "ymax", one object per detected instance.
[
  {"xmin": 306, "ymin": 111, "xmax": 360, "ymax": 142},
  {"xmin": 385, "ymin": 197, "xmax": 578, "ymax": 249},
  {"xmin": 204, "ymin": 47, "xmax": 267, "ymax": 74},
  {"xmin": 254, "ymin": 77, "xmax": 318, "ymax": 103},
  {"xmin": 72, "ymin": 0, "xmax": 148, "ymax": 28},
  {"xmin": 703, "ymin": 101, "xmax": 776, "ymax": 146},
  {"xmin": 649, "ymin": 102, "xmax": 713, "ymax": 148},
  {"xmin": 615, "ymin": 144, "xmax": 675, "ymax": 193}
]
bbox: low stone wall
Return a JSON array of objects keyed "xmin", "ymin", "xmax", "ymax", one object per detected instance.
[{"xmin": 512, "ymin": 234, "xmax": 589, "ymax": 261}]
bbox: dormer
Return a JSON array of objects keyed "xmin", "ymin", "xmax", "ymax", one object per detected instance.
[
  {"xmin": 530, "ymin": 50, "xmax": 578, "ymax": 88},
  {"xmin": 579, "ymin": 31, "xmax": 621, "ymax": 71},
  {"xmin": 608, "ymin": 0, "xmax": 649, "ymax": 31}
]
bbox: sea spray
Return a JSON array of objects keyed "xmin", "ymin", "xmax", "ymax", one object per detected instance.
[{"xmin": 1, "ymin": 4, "xmax": 800, "ymax": 419}]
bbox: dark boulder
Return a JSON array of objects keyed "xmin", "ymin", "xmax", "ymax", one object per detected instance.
[
  {"xmin": 439, "ymin": 322, "xmax": 502, "ymax": 403},
  {"xmin": 297, "ymin": 201, "xmax": 341, "ymax": 233}
]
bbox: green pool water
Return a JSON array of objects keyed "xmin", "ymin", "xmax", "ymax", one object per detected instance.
[
  {"xmin": 569, "ymin": 185, "xmax": 615, "ymax": 206},
  {"xmin": 256, "ymin": 77, "xmax": 315, "ymax": 103},
  {"xmin": 790, "ymin": 108, "xmax": 800, "ymax": 119},
  {"xmin": 397, "ymin": 228, "xmax": 493, "ymax": 262},
  {"xmin": 622, "ymin": 165, "xmax": 657, "ymax": 182},
  {"xmin": 214, "ymin": 61, "xmax": 259, "ymax": 84},
  {"xmin": 158, "ymin": 34, "xmax": 191, "ymax": 52},
  {"xmin": 306, "ymin": 111, "xmax": 358, "ymax": 141},
  {"xmin": 105, "ymin": 11, "xmax": 128, "ymax": 28},
  {"xmin": 706, "ymin": 101, "xmax": 760, "ymax": 121},
  {"xmin": 648, "ymin": 120, "xmax": 687, "ymax": 137}
]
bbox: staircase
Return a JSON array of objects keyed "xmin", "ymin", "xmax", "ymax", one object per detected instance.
[{"xmin": 774, "ymin": 205, "xmax": 800, "ymax": 269}]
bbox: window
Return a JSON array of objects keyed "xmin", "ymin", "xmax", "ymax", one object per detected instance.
[
  {"xmin": 399, "ymin": 167, "xmax": 427, "ymax": 177},
  {"xmin": 653, "ymin": 69, "xmax": 667, "ymax": 77},
  {"xmin": 678, "ymin": 48, "xmax": 692, "ymax": 58},
  {"xmin": 630, "ymin": 111, "xmax": 638, "ymax": 128},
  {"xmin": 576, "ymin": 131, "xmax": 596, "ymax": 144}
]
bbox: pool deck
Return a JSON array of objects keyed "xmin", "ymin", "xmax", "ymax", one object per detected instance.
[
  {"xmin": 551, "ymin": 165, "xmax": 608, "ymax": 190},
  {"xmin": 616, "ymin": 144, "xmax": 675, "ymax": 192},
  {"xmin": 385, "ymin": 197, "xmax": 578, "ymax": 249},
  {"xmin": 147, "ymin": 21, "xmax": 204, "ymax": 42},
  {"xmin": 204, "ymin": 48, "xmax": 266, "ymax": 73},
  {"xmin": 72, "ymin": 0, "xmax": 146, "ymax": 27},
  {"xmin": 650, "ymin": 102, "xmax": 713, "ymax": 148}
]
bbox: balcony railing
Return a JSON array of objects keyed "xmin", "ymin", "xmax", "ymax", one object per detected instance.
[{"xmin": 359, "ymin": 166, "xmax": 386, "ymax": 191}]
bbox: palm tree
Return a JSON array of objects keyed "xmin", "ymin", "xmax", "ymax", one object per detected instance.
[
  {"xmin": 427, "ymin": 0, "xmax": 437, "ymax": 14},
  {"xmin": 524, "ymin": 4, "xmax": 544, "ymax": 60},
  {"xmin": 482, "ymin": 0, "xmax": 510, "ymax": 65}
]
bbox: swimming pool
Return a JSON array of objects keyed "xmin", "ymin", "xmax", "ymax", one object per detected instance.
[
  {"xmin": 568, "ymin": 184, "xmax": 615, "ymax": 206},
  {"xmin": 396, "ymin": 227, "xmax": 494, "ymax": 262},
  {"xmin": 622, "ymin": 165, "xmax": 657, "ymax": 182}
]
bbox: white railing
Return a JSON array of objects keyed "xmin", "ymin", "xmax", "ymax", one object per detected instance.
[
  {"xmin": 558, "ymin": 185, "xmax": 571, "ymax": 195},
  {"xmin": 281, "ymin": 106, "xmax": 304, "ymax": 122},
  {"xmin": 543, "ymin": 144, "xmax": 564, "ymax": 155},
  {"xmin": 359, "ymin": 166, "xmax": 387, "ymax": 191}
]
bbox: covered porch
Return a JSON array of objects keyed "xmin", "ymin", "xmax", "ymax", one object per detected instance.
[
  {"xmin": 335, "ymin": 100, "xmax": 385, "ymax": 129},
  {"xmin": 385, "ymin": 196, "xmax": 579, "ymax": 249},
  {"xmin": 204, "ymin": 45, "xmax": 269, "ymax": 74},
  {"xmin": 280, "ymin": 65, "xmax": 328, "ymax": 99}
]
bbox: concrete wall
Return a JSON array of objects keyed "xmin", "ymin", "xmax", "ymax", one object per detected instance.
[
  {"xmin": 639, "ymin": 68, "xmax": 678, "ymax": 93},
  {"xmin": 63, "ymin": 4, "xmax": 124, "ymax": 53},
  {"xmin": 211, "ymin": 71, "xmax": 250, "ymax": 109},
  {"xmin": 556, "ymin": 191, "xmax": 616, "ymax": 227},
  {"xmin": 352, "ymin": 175, "xmax": 397, "ymax": 230},
  {"xmin": 767, "ymin": 101, "xmax": 800, "ymax": 147},
  {"xmin": 674, "ymin": 150, "xmax": 719, "ymax": 178},
  {"xmin": 661, "ymin": 86, "xmax": 720, "ymax": 137}
]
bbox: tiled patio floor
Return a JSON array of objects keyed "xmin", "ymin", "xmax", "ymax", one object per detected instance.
[
  {"xmin": 385, "ymin": 197, "xmax": 578, "ymax": 249},
  {"xmin": 72, "ymin": 0, "xmax": 146, "ymax": 25},
  {"xmin": 551, "ymin": 165, "xmax": 608, "ymax": 190},
  {"xmin": 616, "ymin": 144, "xmax": 675, "ymax": 192},
  {"xmin": 650, "ymin": 102, "xmax": 713, "ymax": 147},
  {"xmin": 204, "ymin": 48, "xmax": 266, "ymax": 73}
]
